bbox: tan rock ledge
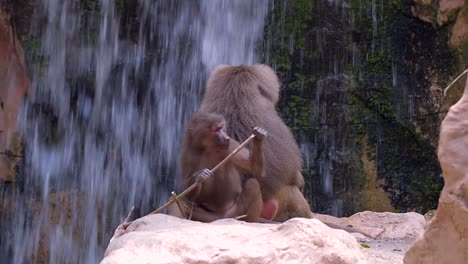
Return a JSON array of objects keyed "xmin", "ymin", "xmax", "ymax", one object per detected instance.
[
  {"xmin": 102, "ymin": 211, "xmax": 428, "ymax": 264},
  {"xmin": 101, "ymin": 214, "xmax": 368, "ymax": 264}
]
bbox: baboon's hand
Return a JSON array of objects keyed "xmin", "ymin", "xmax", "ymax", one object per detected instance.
[
  {"xmin": 194, "ymin": 168, "xmax": 213, "ymax": 184},
  {"xmin": 253, "ymin": 127, "xmax": 267, "ymax": 141}
]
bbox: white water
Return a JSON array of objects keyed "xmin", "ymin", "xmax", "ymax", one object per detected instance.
[{"xmin": 1, "ymin": 1, "xmax": 269, "ymax": 263}]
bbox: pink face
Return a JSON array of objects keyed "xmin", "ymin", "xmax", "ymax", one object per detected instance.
[{"xmin": 210, "ymin": 122, "xmax": 230, "ymax": 149}]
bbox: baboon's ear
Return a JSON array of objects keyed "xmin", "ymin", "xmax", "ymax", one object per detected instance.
[{"xmin": 251, "ymin": 64, "xmax": 280, "ymax": 105}]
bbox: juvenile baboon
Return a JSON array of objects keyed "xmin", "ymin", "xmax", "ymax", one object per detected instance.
[
  {"xmin": 169, "ymin": 112, "xmax": 272, "ymax": 222},
  {"xmin": 200, "ymin": 64, "xmax": 312, "ymax": 221}
]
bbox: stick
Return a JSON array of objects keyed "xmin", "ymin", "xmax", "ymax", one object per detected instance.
[
  {"xmin": 172, "ymin": 191, "xmax": 186, "ymax": 219},
  {"xmin": 150, "ymin": 134, "xmax": 256, "ymax": 215},
  {"xmin": 444, "ymin": 68, "xmax": 468, "ymax": 97},
  {"xmin": 235, "ymin": 214, "xmax": 247, "ymax": 220},
  {"xmin": 109, "ymin": 206, "xmax": 135, "ymax": 242},
  {"xmin": 123, "ymin": 206, "xmax": 135, "ymax": 223}
]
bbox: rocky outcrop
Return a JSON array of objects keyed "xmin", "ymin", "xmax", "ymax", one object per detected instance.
[
  {"xmin": 449, "ymin": 4, "xmax": 468, "ymax": 50},
  {"xmin": 102, "ymin": 211, "xmax": 428, "ymax": 264},
  {"xmin": 412, "ymin": 0, "xmax": 464, "ymax": 26},
  {"xmin": 0, "ymin": 10, "xmax": 30, "ymax": 182},
  {"xmin": 412, "ymin": 0, "xmax": 468, "ymax": 53},
  {"xmin": 404, "ymin": 78, "xmax": 468, "ymax": 264},
  {"xmin": 102, "ymin": 214, "xmax": 368, "ymax": 264}
]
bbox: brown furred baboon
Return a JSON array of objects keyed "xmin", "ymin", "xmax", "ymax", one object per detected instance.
[
  {"xmin": 169, "ymin": 112, "xmax": 271, "ymax": 222},
  {"xmin": 200, "ymin": 64, "xmax": 312, "ymax": 221}
]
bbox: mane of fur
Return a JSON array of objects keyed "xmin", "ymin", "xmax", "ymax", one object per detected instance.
[{"xmin": 200, "ymin": 64, "xmax": 303, "ymax": 194}]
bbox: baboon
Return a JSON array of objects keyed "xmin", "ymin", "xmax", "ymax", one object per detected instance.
[
  {"xmin": 200, "ymin": 64, "xmax": 312, "ymax": 221},
  {"xmin": 169, "ymin": 112, "xmax": 272, "ymax": 222}
]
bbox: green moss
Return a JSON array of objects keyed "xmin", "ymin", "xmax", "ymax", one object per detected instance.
[
  {"xmin": 287, "ymin": 95, "xmax": 312, "ymax": 133},
  {"xmin": 460, "ymin": 39, "xmax": 468, "ymax": 63},
  {"xmin": 347, "ymin": 0, "xmax": 444, "ymax": 213},
  {"xmin": 263, "ymin": 0, "xmax": 445, "ymax": 215},
  {"xmin": 24, "ymin": 35, "xmax": 40, "ymax": 50},
  {"xmin": 81, "ymin": 0, "xmax": 98, "ymax": 12},
  {"xmin": 115, "ymin": 0, "xmax": 124, "ymax": 12},
  {"xmin": 464, "ymin": 3, "xmax": 468, "ymax": 23}
]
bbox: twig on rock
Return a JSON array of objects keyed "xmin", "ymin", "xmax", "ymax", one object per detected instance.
[
  {"xmin": 109, "ymin": 206, "xmax": 135, "ymax": 242},
  {"xmin": 444, "ymin": 68, "xmax": 468, "ymax": 97}
]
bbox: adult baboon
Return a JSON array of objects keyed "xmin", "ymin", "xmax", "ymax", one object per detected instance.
[
  {"xmin": 169, "ymin": 112, "xmax": 272, "ymax": 222},
  {"xmin": 200, "ymin": 64, "xmax": 312, "ymax": 221}
]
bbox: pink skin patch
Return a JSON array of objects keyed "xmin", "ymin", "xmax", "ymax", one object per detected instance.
[{"xmin": 260, "ymin": 200, "xmax": 278, "ymax": 220}]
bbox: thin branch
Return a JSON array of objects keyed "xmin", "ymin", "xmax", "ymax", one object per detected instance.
[{"xmin": 444, "ymin": 68, "xmax": 468, "ymax": 97}]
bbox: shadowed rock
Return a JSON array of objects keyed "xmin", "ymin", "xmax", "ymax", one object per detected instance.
[
  {"xmin": 0, "ymin": 10, "xmax": 31, "ymax": 181},
  {"xmin": 404, "ymin": 77, "xmax": 468, "ymax": 264}
]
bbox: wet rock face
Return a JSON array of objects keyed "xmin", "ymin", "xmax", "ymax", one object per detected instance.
[
  {"xmin": 412, "ymin": 0, "xmax": 464, "ymax": 26},
  {"xmin": 412, "ymin": 0, "xmax": 468, "ymax": 53},
  {"xmin": 449, "ymin": 5, "xmax": 468, "ymax": 49},
  {"xmin": 437, "ymin": 0, "xmax": 465, "ymax": 25},
  {"xmin": 404, "ymin": 79, "xmax": 468, "ymax": 264},
  {"xmin": 0, "ymin": 10, "xmax": 31, "ymax": 182}
]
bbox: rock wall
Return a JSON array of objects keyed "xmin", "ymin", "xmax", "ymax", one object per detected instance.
[
  {"xmin": 0, "ymin": 10, "xmax": 31, "ymax": 182},
  {"xmin": 412, "ymin": 0, "xmax": 468, "ymax": 57}
]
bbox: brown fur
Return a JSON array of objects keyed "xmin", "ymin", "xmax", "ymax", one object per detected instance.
[
  {"xmin": 200, "ymin": 64, "xmax": 312, "ymax": 221},
  {"xmin": 170, "ymin": 112, "xmax": 265, "ymax": 222}
]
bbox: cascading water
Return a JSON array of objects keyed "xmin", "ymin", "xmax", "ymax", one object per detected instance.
[
  {"xmin": 293, "ymin": 0, "xmax": 355, "ymax": 216},
  {"xmin": 0, "ymin": 0, "xmax": 269, "ymax": 263}
]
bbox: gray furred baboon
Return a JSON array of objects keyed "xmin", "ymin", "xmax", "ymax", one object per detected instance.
[
  {"xmin": 200, "ymin": 64, "xmax": 312, "ymax": 221},
  {"xmin": 169, "ymin": 112, "xmax": 270, "ymax": 222}
]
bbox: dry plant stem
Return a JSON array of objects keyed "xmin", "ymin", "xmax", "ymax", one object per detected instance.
[
  {"xmin": 109, "ymin": 206, "xmax": 135, "ymax": 242},
  {"xmin": 235, "ymin": 214, "xmax": 247, "ymax": 220},
  {"xmin": 444, "ymin": 68, "xmax": 468, "ymax": 96},
  {"xmin": 150, "ymin": 134, "xmax": 257, "ymax": 215},
  {"xmin": 172, "ymin": 191, "xmax": 186, "ymax": 219},
  {"xmin": 124, "ymin": 206, "xmax": 135, "ymax": 223}
]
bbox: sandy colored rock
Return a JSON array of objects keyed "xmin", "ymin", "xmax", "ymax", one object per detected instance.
[
  {"xmin": 412, "ymin": 0, "xmax": 465, "ymax": 26},
  {"xmin": 437, "ymin": 0, "xmax": 464, "ymax": 25},
  {"xmin": 0, "ymin": 10, "xmax": 31, "ymax": 181},
  {"xmin": 449, "ymin": 6, "xmax": 468, "ymax": 49},
  {"xmin": 404, "ymin": 78, "xmax": 468, "ymax": 264},
  {"xmin": 439, "ymin": 0, "xmax": 464, "ymax": 14},
  {"xmin": 102, "ymin": 214, "xmax": 368, "ymax": 264},
  {"xmin": 314, "ymin": 211, "xmax": 426, "ymax": 264},
  {"xmin": 313, "ymin": 211, "xmax": 426, "ymax": 240}
]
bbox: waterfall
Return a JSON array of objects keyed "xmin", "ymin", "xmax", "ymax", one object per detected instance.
[
  {"xmin": 0, "ymin": 0, "xmax": 269, "ymax": 263},
  {"xmin": 292, "ymin": 0, "xmax": 353, "ymax": 216}
]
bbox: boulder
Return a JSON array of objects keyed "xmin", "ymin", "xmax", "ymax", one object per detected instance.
[
  {"xmin": 404, "ymin": 78, "xmax": 468, "ymax": 264},
  {"xmin": 102, "ymin": 214, "xmax": 368, "ymax": 264}
]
